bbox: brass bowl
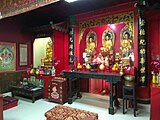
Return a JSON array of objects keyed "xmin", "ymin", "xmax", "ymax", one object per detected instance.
[
  {"xmin": 89, "ymin": 62, "xmax": 99, "ymax": 72},
  {"xmin": 124, "ymin": 75, "xmax": 135, "ymax": 81}
]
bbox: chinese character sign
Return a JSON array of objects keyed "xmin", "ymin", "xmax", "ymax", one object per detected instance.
[
  {"xmin": 138, "ymin": 16, "xmax": 147, "ymax": 86},
  {"xmin": 68, "ymin": 28, "xmax": 74, "ymax": 65}
]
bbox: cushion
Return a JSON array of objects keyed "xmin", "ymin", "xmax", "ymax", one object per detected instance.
[
  {"xmin": 3, "ymin": 96, "xmax": 18, "ymax": 102},
  {"xmin": 3, "ymin": 100, "xmax": 9, "ymax": 106},
  {"xmin": 3, "ymin": 96, "xmax": 18, "ymax": 111},
  {"xmin": 45, "ymin": 105, "xmax": 98, "ymax": 120}
]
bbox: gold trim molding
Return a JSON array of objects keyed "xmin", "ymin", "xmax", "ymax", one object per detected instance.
[{"xmin": 79, "ymin": 11, "xmax": 134, "ymax": 43}]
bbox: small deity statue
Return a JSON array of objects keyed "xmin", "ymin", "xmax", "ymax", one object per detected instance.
[
  {"xmin": 41, "ymin": 39, "xmax": 53, "ymax": 67},
  {"xmin": 120, "ymin": 32, "xmax": 133, "ymax": 57},
  {"xmin": 85, "ymin": 35, "xmax": 96, "ymax": 56},
  {"xmin": 104, "ymin": 55, "xmax": 109, "ymax": 67},
  {"xmin": 92, "ymin": 53, "xmax": 104, "ymax": 64},
  {"xmin": 115, "ymin": 52, "xmax": 121, "ymax": 64},
  {"xmin": 84, "ymin": 53, "xmax": 92, "ymax": 65}
]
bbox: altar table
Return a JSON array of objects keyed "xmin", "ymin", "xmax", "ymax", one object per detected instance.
[{"xmin": 63, "ymin": 70, "xmax": 123, "ymax": 115}]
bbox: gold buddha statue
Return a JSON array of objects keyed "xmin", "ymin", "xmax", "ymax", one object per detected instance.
[
  {"xmin": 41, "ymin": 39, "xmax": 53, "ymax": 68},
  {"xmin": 100, "ymin": 33, "xmax": 113, "ymax": 55},
  {"xmin": 85, "ymin": 36, "xmax": 96, "ymax": 56},
  {"xmin": 120, "ymin": 32, "xmax": 133, "ymax": 57}
]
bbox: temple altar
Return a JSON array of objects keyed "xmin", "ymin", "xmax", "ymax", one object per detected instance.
[{"xmin": 63, "ymin": 70, "xmax": 124, "ymax": 115}]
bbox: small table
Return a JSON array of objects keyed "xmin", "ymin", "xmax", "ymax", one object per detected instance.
[
  {"xmin": 21, "ymin": 74, "xmax": 54, "ymax": 99},
  {"xmin": 11, "ymin": 86, "xmax": 44, "ymax": 103},
  {"xmin": 63, "ymin": 70, "xmax": 123, "ymax": 115}
]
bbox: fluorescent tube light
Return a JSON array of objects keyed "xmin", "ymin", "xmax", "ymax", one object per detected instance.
[{"xmin": 65, "ymin": 0, "xmax": 78, "ymax": 3}]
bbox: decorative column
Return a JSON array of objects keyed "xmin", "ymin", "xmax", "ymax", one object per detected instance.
[
  {"xmin": 68, "ymin": 16, "xmax": 77, "ymax": 65},
  {"xmin": 138, "ymin": 11, "xmax": 147, "ymax": 86}
]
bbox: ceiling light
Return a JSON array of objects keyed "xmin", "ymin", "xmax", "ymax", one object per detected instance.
[{"xmin": 65, "ymin": 0, "xmax": 78, "ymax": 3}]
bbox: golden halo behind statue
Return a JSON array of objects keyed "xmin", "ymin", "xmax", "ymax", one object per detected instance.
[{"xmin": 85, "ymin": 30, "xmax": 97, "ymax": 56}]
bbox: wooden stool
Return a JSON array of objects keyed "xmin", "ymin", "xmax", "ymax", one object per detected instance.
[{"xmin": 123, "ymin": 85, "xmax": 137, "ymax": 117}]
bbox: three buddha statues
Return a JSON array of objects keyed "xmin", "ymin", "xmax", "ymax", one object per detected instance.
[{"xmin": 84, "ymin": 28, "xmax": 133, "ymax": 67}]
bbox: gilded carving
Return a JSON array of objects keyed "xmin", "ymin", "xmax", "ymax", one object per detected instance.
[{"xmin": 79, "ymin": 12, "xmax": 134, "ymax": 43}]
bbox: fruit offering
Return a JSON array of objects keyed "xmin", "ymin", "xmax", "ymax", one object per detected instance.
[
  {"xmin": 86, "ymin": 63, "xmax": 91, "ymax": 70},
  {"xmin": 99, "ymin": 64, "xmax": 105, "ymax": 71},
  {"xmin": 111, "ymin": 64, "xmax": 119, "ymax": 71},
  {"xmin": 77, "ymin": 63, "xmax": 82, "ymax": 70}
]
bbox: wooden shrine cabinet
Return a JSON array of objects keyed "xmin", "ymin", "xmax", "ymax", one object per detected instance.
[
  {"xmin": 150, "ymin": 84, "xmax": 160, "ymax": 120},
  {"xmin": 48, "ymin": 77, "xmax": 68, "ymax": 104},
  {"xmin": 0, "ymin": 95, "xmax": 3, "ymax": 120}
]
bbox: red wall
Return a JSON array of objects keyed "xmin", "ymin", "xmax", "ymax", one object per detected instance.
[
  {"xmin": 0, "ymin": 17, "xmax": 69, "ymax": 75},
  {"xmin": 53, "ymin": 30, "xmax": 69, "ymax": 75},
  {"xmin": 0, "ymin": 17, "xmax": 32, "ymax": 71}
]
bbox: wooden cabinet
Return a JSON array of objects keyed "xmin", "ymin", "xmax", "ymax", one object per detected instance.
[
  {"xmin": 150, "ymin": 84, "xmax": 160, "ymax": 120},
  {"xmin": 0, "ymin": 95, "xmax": 3, "ymax": 120},
  {"xmin": 48, "ymin": 77, "xmax": 68, "ymax": 104}
]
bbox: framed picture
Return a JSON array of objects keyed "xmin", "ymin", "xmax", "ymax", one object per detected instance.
[
  {"xmin": 19, "ymin": 43, "xmax": 28, "ymax": 66},
  {"xmin": 0, "ymin": 42, "xmax": 16, "ymax": 72}
]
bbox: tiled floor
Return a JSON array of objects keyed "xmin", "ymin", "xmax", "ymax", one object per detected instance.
[{"xmin": 3, "ymin": 92, "xmax": 150, "ymax": 120}]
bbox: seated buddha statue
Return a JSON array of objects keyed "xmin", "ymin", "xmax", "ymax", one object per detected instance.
[
  {"xmin": 120, "ymin": 32, "xmax": 133, "ymax": 57},
  {"xmin": 41, "ymin": 39, "xmax": 53, "ymax": 67},
  {"xmin": 85, "ymin": 36, "xmax": 96, "ymax": 56},
  {"xmin": 100, "ymin": 33, "xmax": 113, "ymax": 55}
]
